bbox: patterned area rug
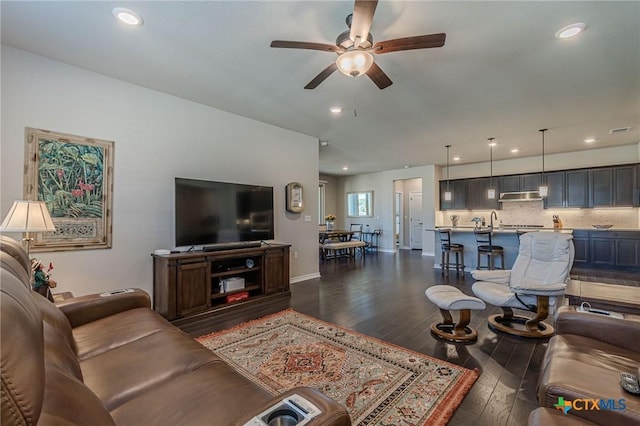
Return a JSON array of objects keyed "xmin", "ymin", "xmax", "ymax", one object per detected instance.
[{"xmin": 197, "ymin": 310, "xmax": 479, "ymax": 425}]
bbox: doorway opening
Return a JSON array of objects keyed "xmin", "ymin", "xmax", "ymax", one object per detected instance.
[{"xmin": 393, "ymin": 178, "xmax": 423, "ymax": 251}]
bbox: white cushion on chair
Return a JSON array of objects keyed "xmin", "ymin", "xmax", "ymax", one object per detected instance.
[
  {"xmin": 426, "ymin": 285, "xmax": 486, "ymax": 311},
  {"xmin": 510, "ymin": 233, "xmax": 573, "ymax": 289},
  {"xmin": 472, "ymin": 233, "xmax": 573, "ymax": 311},
  {"xmin": 470, "ymin": 269, "xmax": 511, "ymax": 283}
]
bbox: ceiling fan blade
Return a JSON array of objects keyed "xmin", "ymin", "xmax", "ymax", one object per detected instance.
[
  {"xmin": 270, "ymin": 40, "xmax": 342, "ymax": 53},
  {"xmin": 373, "ymin": 33, "xmax": 446, "ymax": 54},
  {"xmin": 304, "ymin": 63, "xmax": 338, "ymax": 89},
  {"xmin": 350, "ymin": 0, "xmax": 378, "ymax": 46},
  {"xmin": 366, "ymin": 62, "xmax": 393, "ymax": 89}
]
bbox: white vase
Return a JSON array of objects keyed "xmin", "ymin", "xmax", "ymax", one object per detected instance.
[{"xmin": 326, "ymin": 221, "xmax": 335, "ymax": 230}]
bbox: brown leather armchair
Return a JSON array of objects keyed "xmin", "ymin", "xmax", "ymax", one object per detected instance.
[
  {"xmin": 0, "ymin": 236, "xmax": 350, "ymax": 426},
  {"xmin": 530, "ymin": 305, "xmax": 640, "ymax": 426}
]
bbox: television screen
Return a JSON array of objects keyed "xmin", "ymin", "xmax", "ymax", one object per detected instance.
[{"xmin": 175, "ymin": 178, "xmax": 274, "ymax": 247}]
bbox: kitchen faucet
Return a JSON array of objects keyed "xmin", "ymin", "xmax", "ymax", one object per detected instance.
[{"xmin": 490, "ymin": 211, "xmax": 498, "ymax": 230}]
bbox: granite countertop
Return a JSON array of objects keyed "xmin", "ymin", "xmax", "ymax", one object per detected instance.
[
  {"xmin": 431, "ymin": 226, "xmax": 570, "ymax": 233},
  {"xmin": 433, "ymin": 226, "xmax": 639, "ymax": 233}
]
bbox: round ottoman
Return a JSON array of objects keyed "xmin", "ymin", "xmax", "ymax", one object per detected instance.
[{"xmin": 425, "ymin": 285, "xmax": 486, "ymax": 342}]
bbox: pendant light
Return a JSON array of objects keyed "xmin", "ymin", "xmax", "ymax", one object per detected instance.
[
  {"xmin": 487, "ymin": 138, "xmax": 496, "ymax": 199},
  {"xmin": 444, "ymin": 145, "xmax": 452, "ymax": 201},
  {"xmin": 539, "ymin": 129, "xmax": 549, "ymax": 197}
]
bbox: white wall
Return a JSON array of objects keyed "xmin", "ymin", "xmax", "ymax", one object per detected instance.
[
  {"xmin": 336, "ymin": 165, "xmax": 437, "ymax": 255},
  {"xmin": 1, "ymin": 46, "xmax": 321, "ymax": 296}
]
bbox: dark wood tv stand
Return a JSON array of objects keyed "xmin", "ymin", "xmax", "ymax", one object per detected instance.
[{"xmin": 152, "ymin": 244, "xmax": 290, "ymax": 329}]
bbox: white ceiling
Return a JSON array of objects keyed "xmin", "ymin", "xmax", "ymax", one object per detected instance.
[{"xmin": 2, "ymin": 1, "xmax": 639, "ymax": 176}]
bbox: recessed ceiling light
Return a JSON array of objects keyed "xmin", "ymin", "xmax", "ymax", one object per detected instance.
[
  {"xmin": 403, "ymin": 165, "xmax": 410, "ymax": 169},
  {"xmin": 453, "ymin": 156, "xmax": 461, "ymax": 161},
  {"xmin": 113, "ymin": 8, "xmax": 144, "ymax": 26},
  {"xmin": 342, "ymin": 166, "xmax": 349, "ymax": 171},
  {"xmin": 510, "ymin": 148, "xmax": 520, "ymax": 153},
  {"xmin": 584, "ymin": 138, "xmax": 596, "ymax": 143},
  {"xmin": 555, "ymin": 23, "xmax": 585, "ymax": 39},
  {"xmin": 319, "ymin": 140, "xmax": 329, "ymax": 147},
  {"xmin": 330, "ymin": 107, "xmax": 343, "ymax": 114}
]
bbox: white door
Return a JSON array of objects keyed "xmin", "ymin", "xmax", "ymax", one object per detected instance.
[{"xmin": 409, "ymin": 192, "xmax": 423, "ymax": 250}]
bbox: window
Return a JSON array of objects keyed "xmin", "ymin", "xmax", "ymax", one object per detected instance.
[{"xmin": 347, "ymin": 191, "xmax": 373, "ymax": 218}]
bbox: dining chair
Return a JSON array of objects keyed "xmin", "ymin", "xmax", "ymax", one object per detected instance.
[{"xmin": 349, "ymin": 224, "xmax": 363, "ymax": 241}]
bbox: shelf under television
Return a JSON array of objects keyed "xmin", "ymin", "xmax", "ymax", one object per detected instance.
[
  {"xmin": 211, "ymin": 267, "xmax": 261, "ymax": 279},
  {"xmin": 211, "ymin": 285, "xmax": 260, "ymax": 300}
]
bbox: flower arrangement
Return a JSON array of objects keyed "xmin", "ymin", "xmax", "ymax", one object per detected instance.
[{"xmin": 324, "ymin": 214, "xmax": 336, "ymax": 222}]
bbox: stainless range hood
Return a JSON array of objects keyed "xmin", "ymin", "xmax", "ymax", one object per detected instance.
[{"xmin": 499, "ymin": 191, "xmax": 543, "ymax": 202}]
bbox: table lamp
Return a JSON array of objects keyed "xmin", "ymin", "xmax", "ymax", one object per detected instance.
[{"xmin": 0, "ymin": 200, "xmax": 56, "ymax": 256}]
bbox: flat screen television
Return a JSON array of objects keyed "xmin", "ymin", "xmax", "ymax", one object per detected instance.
[{"xmin": 175, "ymin": 177, "xmax": 274, "ymax": 248}]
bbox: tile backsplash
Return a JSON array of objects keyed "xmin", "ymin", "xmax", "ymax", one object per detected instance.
[{"xmin": 438, "ymin": 202, "xmax": 639, "ymax": 229}]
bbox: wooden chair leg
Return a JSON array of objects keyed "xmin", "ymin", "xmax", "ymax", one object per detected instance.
[
  {"xmin": 454, "ymin": 309, "xmax": 471, "ymax": 337},
  {"xmin": 525, "ymin": 296, "xmax": 550, "ymax": 332},
  {"xmin": 439, "ymin": 308, "xmax": 454, "ymax": 326}
]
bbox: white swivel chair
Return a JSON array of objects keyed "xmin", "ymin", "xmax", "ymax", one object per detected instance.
[{"xmin": 471, "ymin": 232, "xmax": 574, "ymax": 338}]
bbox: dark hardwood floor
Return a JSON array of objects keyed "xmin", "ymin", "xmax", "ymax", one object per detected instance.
[
  {"xmin": 292, "ymin": 251, "xmax": 543, "ymax": 426},
  {"xmin": 186, "ymin": 250, "xmax": 565, "ymax": 425},
  {"xmin": 182, "ymin": 250, "xmax": 639, "ymax": 424}
]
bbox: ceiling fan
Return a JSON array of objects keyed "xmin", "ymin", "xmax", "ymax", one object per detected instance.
[{"xmin": 270, "ymin": 0, "xmax": 446, "ymax": 90}]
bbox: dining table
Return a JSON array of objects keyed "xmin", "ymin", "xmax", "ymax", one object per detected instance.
[{"xmin": 319, "ymin": 229, "xmax": 355, "ymax": 243}]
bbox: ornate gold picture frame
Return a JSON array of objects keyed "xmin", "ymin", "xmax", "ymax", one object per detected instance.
[{"xmin": 24, "ymin": 128, "xmax": 114, "ymax": 251}]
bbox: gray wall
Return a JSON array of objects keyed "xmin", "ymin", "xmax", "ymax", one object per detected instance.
[{"xmin": 1, "ymin": 46, "xmax": 322, "ymax": 296}]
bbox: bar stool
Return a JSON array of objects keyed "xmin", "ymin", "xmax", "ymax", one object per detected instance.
[
  {"xmin": 438, "ymin": 230, "xmax": 465, "ymax": 276},
  {"xmin": 474, "ymin": 230, "xmax": 504, "ymax": 270}
]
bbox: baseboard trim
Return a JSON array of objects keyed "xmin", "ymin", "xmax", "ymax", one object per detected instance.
[{"xmin": 291, "ymin": 272, "xmax": 321, "ymax": 284}]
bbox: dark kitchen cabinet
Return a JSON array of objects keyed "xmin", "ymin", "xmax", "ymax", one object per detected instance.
[
  {"xmin": 499, "ymin": 175, "xmax": 520, "ymax": 193},
  {"xmin": 590, "ymin": 237, "xmax": 615, "ymax": 267},
  {"xmin": 498, "ymin": 174, "xmax": 541, "ymax": 193},
  {"xmin": 590, "ymin": 168, "xmax": 613, "ymax": 206},
  {"xmin": 571, "ymin": 230, "xmax": 589, "ymax": 266},
  {"xmin": 613, "ymin": 165, "xmax": 637, "ymax": 206},
  {"xmin": 543, "ymin": 172, "xmax": 565, "ymax": 208},
  {"xmin": 589, "ymin": 166, "xmax": 636, "ymax": 207},
  {"xmin": 616, "ymin": 239, "xmax": 640, "ymax": 268},
  {"xmin": 467, "ymin": 178, "xmax": 499, "ymax": 210},
  {"xmin": 440, "ymin": 180, "xmax": 469, "ymax": 210},
  {"xmin": 565, "ymin": 170, "xmax": 589, "ymax": 208},
  {"xmin": 521, "ymin": 174, "xmax": 542, "ymax": 191},
  {"xmin": 576, "ymin": 231, "xmax": 640, "ymax": 271}
]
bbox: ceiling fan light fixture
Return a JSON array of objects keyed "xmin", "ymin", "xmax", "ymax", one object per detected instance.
[{"xmin": 336, "ymin": 50, "xmax": 374, "ymax": 77}]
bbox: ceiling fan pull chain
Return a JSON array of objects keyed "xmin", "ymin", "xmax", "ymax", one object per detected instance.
[{"xmin": 353, "ymin": 77, "xmax": 358, "ymax": 117}]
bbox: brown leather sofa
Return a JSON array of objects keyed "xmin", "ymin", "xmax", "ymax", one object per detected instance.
[
  {"xmin": 529, "ymin": 305, "xmax": 640, "ymax": 425},
  {"xmin": 0, "ymin": 236, "xmax": 351, "ymax": 426}
]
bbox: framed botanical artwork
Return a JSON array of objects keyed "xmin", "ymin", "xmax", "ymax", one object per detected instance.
[{"xmin": 24, "ymin": 128, "xmax": 114, "ymax": 251}]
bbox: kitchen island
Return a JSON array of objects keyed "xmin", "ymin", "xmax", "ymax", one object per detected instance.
[{"xmin": 431, "ymin": 227, "xmax": 574, "ymax": 271}]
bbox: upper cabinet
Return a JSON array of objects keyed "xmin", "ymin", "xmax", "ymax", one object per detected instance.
[
  {"xmin": 589, "ymin": 165, "xmax": 637, "ymax": 207},
  {"xmin": 565, "ymin": 170, "xmax": 589, "ymax": 208},
  {"xmin": 543, "ymin": 172, "xmax": 565, "ymax": 208},
  {"xmin": 498, "ymin": 174, "xmax": 541, "ymax": 193},
  {"xmin": 467, "ymin": 178, "xmax": 500, "ymax": 210},
  {"xmin": 613, "ymin": 165, "xmax": 638, "ymax": 206},
  {"xmin": 439, "ymin": 163, "xmax": 638, "ymax": 210},
  {"xmin": 440, "ymin": 180, "xmax": 469, "ymax": 210}
]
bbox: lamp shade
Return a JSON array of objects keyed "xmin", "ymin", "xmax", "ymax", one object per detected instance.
[
  {"xmin": 336, "ymin": 50, "xmax": 374, "ymax": 77},
  {"xmin": 0, "ymin": 201, "xmax": 56, "ymax": 232}
]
